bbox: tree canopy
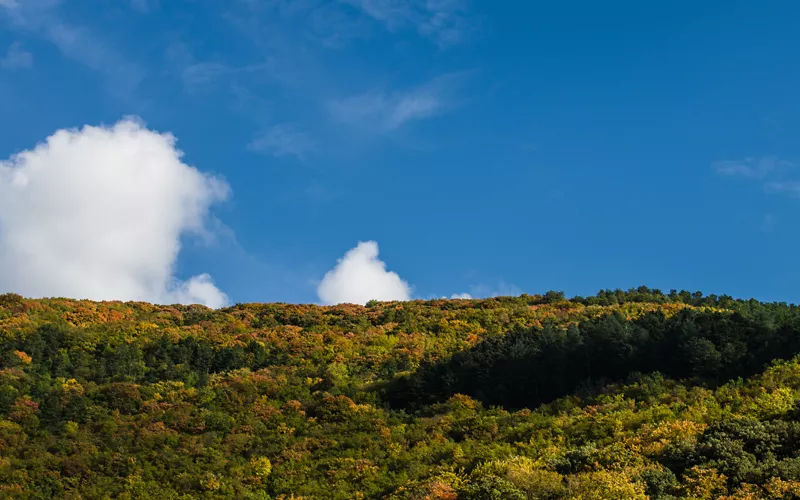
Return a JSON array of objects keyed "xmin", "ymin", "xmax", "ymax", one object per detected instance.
[{"xmin": 2, "ymin": 288, "xmax": 800, "ymax": 498}]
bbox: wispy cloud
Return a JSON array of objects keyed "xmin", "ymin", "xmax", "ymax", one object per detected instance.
[
  {"xmin": 165, "ymin": 43, "xmax": 226, "ymax": 93},
  {"xmin": 1, "ymin": 0, "xmax": 145, "ymax": 98},
  {"xmin": 714, "ymin": 156, "xmax": 800, "ymax": 196},
  {"xmin": 328, "ymin": 92, "xmax": 441, "ymax": 130},
  {"xmin": 327, "ymin": 74, "xmax": 460, "ymax": 131},
  {"xmin": 231, "ymin": 0, "xmax": 372, "ymax": 50},
  {"xmin": 234, "ymin": 0, "xmax": 474, "ymax": 49},
  {"xmin": 342, "ymin": 0, "xmax": 474, "ymax": 47},
  {"xmin": 130, "ymin": 0, "xmax": 157, "ymax": 13},
  {"xmin": 764, "ymin": 181, "xmax": 800, "ymax": 197},
  {"xmin": 181, "ymin": 62, "xmax": 231, "ymax": 92},
  {"xmin": 762, "ymin": 214, "xmax": 776, "ymax": 233},
  {"xmin": 0, "ymin": 41, "xmax": 32, "ymax": 69},
  {"xmin": 304, "ymin": 180, "xmax": 344, "ymax": 202},
  {"xmin": 308, "ymin": 2, "xmax": 373, "ymax": 48},
  {"xmin": 165, "ymin": 42, "xmax": 275, "ymax": 94},
  {"xmin": 713, "ymin": 157, "xmax": 793, "ymax": 180},
  {"xmin": 248, "ymin": 123, "xmax": 316, "ymax": 160}
]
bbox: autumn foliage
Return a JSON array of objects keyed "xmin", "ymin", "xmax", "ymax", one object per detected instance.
[{"xmin": 1, "ymin": 288, "xmax": 800, "ymax": 498}]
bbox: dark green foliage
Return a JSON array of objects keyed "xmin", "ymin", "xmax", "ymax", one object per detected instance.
[
  {"xmin": 686, "ymin": 418, "xmax": 800, "ymax": 486},
  {"xmin": 637, "ymin": 468, "xmax": 679, "ymax": 499},
  {"xmin": 386, "ymin": 308, "xmax": 800, "ymax": 410}
]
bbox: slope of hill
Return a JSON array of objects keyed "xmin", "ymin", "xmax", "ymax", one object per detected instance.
[{"xmin": 2, "ymin": 288, "xmax": 800, "ymax": 499}]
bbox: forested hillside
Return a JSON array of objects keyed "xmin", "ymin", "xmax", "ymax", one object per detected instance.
[{"xmin": 3, "ymin": 288, "xmax": 800, "ymax": 499}]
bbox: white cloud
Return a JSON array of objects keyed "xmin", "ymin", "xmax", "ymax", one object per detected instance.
[
  {"xmin": 433, "ymin": 292, "xmax": 472, "ymax": 299},
  {"xmin": 317, "ymin": 241, "xmax": 411, "ymax": 305},
  {"xmin": 248, "ymin": 123, "xmax": 316, "ymax": 160},
  {"xmin": 168, "ymin": 274, "xmax": 228, "ymax": 307},
  {"xmin": 0, "ymin": 41, "xmax": 32, "ymax": 69},
  {"xmin": 0, "ymin": 118, "xmax": 230, "ymax": 308},
  {"xmin": 327, "ymin": 75, "xmax": 458, "ymax": 131}
]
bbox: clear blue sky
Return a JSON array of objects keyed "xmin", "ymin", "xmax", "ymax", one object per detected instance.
[{"xmin": 1, "ymin": 0, "xmax": 799, "ymax": 304}]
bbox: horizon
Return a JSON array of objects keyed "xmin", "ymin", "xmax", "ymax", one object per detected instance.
[
  {"xmin": 2, "ymin": 1, "xmax": 799, "ymax": 306},
  {"xmin": 2, "ymin": 285, "xmax": 794, "ymax": 309}
]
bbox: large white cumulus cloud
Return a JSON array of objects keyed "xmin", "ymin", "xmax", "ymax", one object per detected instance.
[
  {"xmin": 0, "ymin": 118, "xmax": 229, "ymax": 308},
  {"xmin": 317, "ymin": 241, "xmax": 411, "ymax": 305}
]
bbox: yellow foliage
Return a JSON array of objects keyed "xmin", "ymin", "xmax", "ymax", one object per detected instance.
[
  {"xmin": 719, "ymin": 483, "xmax": 765, "ymax": 499},
  {"xmin": 764, "ymin": 477, "xmax": 800, "ymax": 499},
  {"xmin": 250, "ymin": 456, "xmax": 272, "ymax": 479},
  {"xmin": 200, "ymin": 473, "xmax": 222, "ymax": 491},
  {"xmin": 629, "ymin": 419, "xmax": 707, "ymax": 455},
  {"xmin": 63, "ymin": 421, "xmax": 79, "ymax": 436},
  {"xmin": 135, "ymin": 322, "xmax": 160, "ymax": 333},
  {"xmin": 681, "ymin": 466, "xmax": 728, "ymax": 499},
  {"xmin": 565, "ymin": 470, "xmax": 647, "ymax": 499},
  {"xmin": 746, "ymin": 387, "xmax": 796, "ymax": 419}
]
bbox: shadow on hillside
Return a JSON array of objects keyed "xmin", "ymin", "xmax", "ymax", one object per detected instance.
[{"xmin": 382, "ymin": 309, "xmax": 800, "ymax": 411}]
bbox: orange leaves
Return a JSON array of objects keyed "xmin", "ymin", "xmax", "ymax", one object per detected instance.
[{"xmin": 12, "ymin": 350, "xmax": 31, "ymax": 365}]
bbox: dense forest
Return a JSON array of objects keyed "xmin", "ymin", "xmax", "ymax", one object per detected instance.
[{"xmin": 3, "ymin": 288, "xmax": 800, "ymax": 498}]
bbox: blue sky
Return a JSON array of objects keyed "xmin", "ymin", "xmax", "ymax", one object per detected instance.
[{"xmin": 1, "ymin": 0, "xmax": 800, "ymax": 305}]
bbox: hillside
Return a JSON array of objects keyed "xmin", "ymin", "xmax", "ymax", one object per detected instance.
[{"xmin": 2, "ymin": 288, "xmax": 800, "ymax": 498}]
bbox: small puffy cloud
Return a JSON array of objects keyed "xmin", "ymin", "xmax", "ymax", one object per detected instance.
[
  {"xmin": 317, "ymin": 241, "xmax": 411, "ymax": 305},
  {"xmin": 467, "ymin": 282, "xmax": 523, "ymax": 298},
  {"xmin": 168, "ymin": 274, "xmax": 228, "ymax": 308},
  {"xmin": 248, "ymin": 123, "xmax": 316, "ymax": 160},
  {"xmin": 0, "ymin": 118, "xmax": 229, "ymax": 308},
  {"xmin": 1, "ymin": 42, "xmax": 33, "ymax": 70},
  {"xmin": 450, "ymin": 292, "xmax": 472, "ymax": 299}
]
